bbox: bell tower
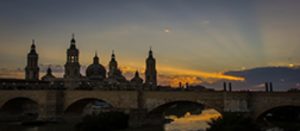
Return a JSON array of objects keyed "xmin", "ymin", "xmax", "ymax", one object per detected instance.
[
  {"xmin": 108, "ymin": 50, "xmax": 118, "ymax": 78},
  {"xmin": 145, "ymin": 47, "xmax": 157, "ymax": 89},
  {"xmin": 64, "ymin": 34, "xmax": 81, "ymax": 79},
  {"xmin": 25, "ymin": 39, "xmax": 39, "ymax": 80}
]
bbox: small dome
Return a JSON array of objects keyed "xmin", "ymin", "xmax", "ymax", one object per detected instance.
[
  {"xmin": 131, "ymin": 71, "xmax": 143, "ymax": 84},
  {"xmin": 42, "ymin": 68, "xmax": 56, "ymax": 81},
  {"xmin": 86, "ymin": 64, "xmax": 106, "ymax": 80},
  {"xmin": 86, "ymin": 54, "xmax": 106, "ymax": 80}
]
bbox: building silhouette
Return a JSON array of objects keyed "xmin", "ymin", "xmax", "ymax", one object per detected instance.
[
  {"xmin": 86, "ymin": 52, "xmax": 106, "ymax": 81},
  {"xmin": 9, "ymin": 34, "xmax": 158, "ymax": 90},
  {"xmin": 64, "ymin": 34, "xmax": 81, "ymax": 79},
  {"xmin": 145, "ymin": 48, "xmax": 157, "ymax": 89},
  {"xmin": 41, "ymin": 67, "xmax": 56, "ymax": 81},
  {"xmin": 25, "ymin": 40, "xmax": 39, "ymax": 80}
]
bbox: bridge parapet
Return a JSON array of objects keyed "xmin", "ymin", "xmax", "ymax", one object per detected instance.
[
  {"xmin": 223, "ymin": 92, "xmax": 251, "ymax": 112},
  {"xmin": 0, "ymin": 90, "xmax": 299, "ymax": 121},
  {"xmin": 249, "ymin": 92, "xmax": 300, "ymax": 118}
]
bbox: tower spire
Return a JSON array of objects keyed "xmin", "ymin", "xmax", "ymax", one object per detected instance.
[
  {"xmin": 70, "ymin": 33, "xmax": 76, "ymax": 45},
  {"xmin": 135, "ymin": 70, "xmax": 139, "ymax": 77},
  {"xmin": 112, "ymin": 50, "xmax": 115, "ymax": 59},
  {"xmin": 145, "ymin": 47, "xmax": 157, "ymax": 89},
  {"xmin": 25, "ymin": 40, "xmax": 39, "ymax": 80},
  {"xmin": 93, "ymin": 51, "xmax": 99, "ymax": 64},
  {"xmin": 31, "ymin": 39, "xmax": 36, "ymax": 50},
  {"xmin": 64, "ymin": 33, "xmax": 81, "ymax": 80},
  {"xmin": 47, "ymin": 67, "xmax": 52, "ymax": 74},
  {"xmin": 149, "ymin": 46, "xmax": 153, "ymax": 57}
]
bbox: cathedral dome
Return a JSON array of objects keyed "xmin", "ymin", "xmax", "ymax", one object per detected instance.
[{"xmin": 86, "ymin": 53, "xmax": 106, "ymax": 80}]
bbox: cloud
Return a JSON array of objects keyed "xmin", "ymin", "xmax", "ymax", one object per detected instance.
[
  {"xmin": 0, "ymin": 64, "xmax": 65, "ymax": 79},
  {"xmin": 119, "ymin": 65, "xmax": 244, "ymax": 87},
  {"xmin": 157, "ymin": 74, "xmax": 203, "ymax": 87},
  {"xmin": 0, "ymin": 68, "xmax": 24, "ymax": 79},
  {"xmin": 220, "ymin": 66, "xmax": 300, "ymax": 91},
  {"xmin": 92, "ymin": 64, "xmax": 300, "ymax": 91},
  {"xmin": 39, "ymin": 64, "xmax": 64, "ymax": 73},
  {"xmin": 156, "ymin": 66, "xmax": 244, "ymax": 81}
]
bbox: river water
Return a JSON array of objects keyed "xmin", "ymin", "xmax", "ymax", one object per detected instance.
[
  {"xmin": 0, "ymin": 109, "xmax": 221, "ymax": 131},
  {"xmin": 165, "ymin": 109, "xmax": 221, "ymax": 131}
]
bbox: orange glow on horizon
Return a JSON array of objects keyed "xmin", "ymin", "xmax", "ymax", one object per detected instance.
[
  {"xmin": 170, "ymin": 76, "xmax": 201, "ymax": 87},
  {"xmin": 119, "ymin": 64, "xmax": 244, "ymax": 86},
  {"xmin": 157, "ymin": 66, "xmax": 245, "ymax": 81},
  {"xmin": 0, "ymin": 64, "xmax": 244, "ymax": 87},
  {"xmin": 119, "ymin": 65, "xmax": 244, "ymax": 81}
]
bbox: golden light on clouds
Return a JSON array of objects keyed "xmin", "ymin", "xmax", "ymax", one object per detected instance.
[
  {"xmin": 0, "ymin": 69, "xmax": 24, "ymax": 79},
  {"xmin": 170, "ymin": 76, "xmax": 201, "ymax": 87},
  {"xmin": 119, "ymin": 64, "xmax": 245, "ymax": 82},
  {"xmin": 119, "ymin": 65, "xmax": 141, "ymax": 73},
  {"xmin": 119, "ymin": 64, "xmax": 244, "ymax": 86},
  {"xmin": 157, "ymin": 66, "xmax": 245, "ymax": 81},
  {"xmin": 289, "ymin": 64, "xmax": 294, "ymax": 68}
]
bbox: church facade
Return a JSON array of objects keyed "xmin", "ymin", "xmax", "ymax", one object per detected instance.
[{"xmin": 25, "ymin": 35, "xmax": 157, "ymax": 90}]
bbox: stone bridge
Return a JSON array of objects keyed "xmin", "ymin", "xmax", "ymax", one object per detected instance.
[{"xmin": 0, "ymin": 90, "xmax": 299, "ymax": 120}]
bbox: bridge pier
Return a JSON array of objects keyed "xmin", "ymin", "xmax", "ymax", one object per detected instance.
[
  {"xmin": 128, "ymin": 108, "xmax": 166, "ymax": 128},
  {"xmin": 128, "ymin": 109, "xmax": 148, "ymax": 128},
  {"xmin": 38, "ymin": 91, "xmax": 65, "ymax": 121}
]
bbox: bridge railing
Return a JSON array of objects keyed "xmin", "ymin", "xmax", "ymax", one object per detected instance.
[{"xmin": 1, "ymin": 79, "xmax": 299, "ymax": 92}]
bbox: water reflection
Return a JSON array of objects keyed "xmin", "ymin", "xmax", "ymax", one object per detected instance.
[
  {"xmin": 0, "ymin": 109, "xmax": 221, "ymax": 131},
  {"xmin": 165, "ymin": 109, "xmax": 221, "ymax": 131}
]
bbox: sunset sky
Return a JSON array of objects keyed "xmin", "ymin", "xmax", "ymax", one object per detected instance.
[{"xmin": 1, "ymin": 0, "xmax": 300, "ymax": 87}]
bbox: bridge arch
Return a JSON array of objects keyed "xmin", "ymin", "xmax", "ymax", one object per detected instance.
[
  {"xmin": 147, "ymin": 100, "xmax": 223, "ymax": 118},
  {"xmin": 0, "ymin": 97, "xmax": 40, "ymax": 121},
  {"xmin": 63, "ymin": 91, "xmax": 138, "ymax": 111},
  {"xmin": 146, "ymin": 99, "xmax": 223, "ymax": 114},
  {"xmin": 256, "ymin": 105, "xmax": 300, "ymax": 120},
  {"xmin": 256, "ymin": 105, "xmax": 300, "ymax": 129},
  {"xmin": 64, "ymin": 98, "xmax": 113, "ymax": 115},
  {"xmin": 255, "ymin": 102, "xmax": 300, "ymax": 120}
]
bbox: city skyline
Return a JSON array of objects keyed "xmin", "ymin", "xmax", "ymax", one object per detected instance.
[
  {"xmin": 0, "ymin": 36, "xmax": 244, "ymax": 87},
  {"xmin": 0, "ymin": 1, "xmax": 299, "ymax": 131},
  {"xmin": 1, "ymin": 0, "xmax": 300, "ymax": 87}
]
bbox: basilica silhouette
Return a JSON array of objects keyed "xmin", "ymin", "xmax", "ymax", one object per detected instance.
[{"xmin": 23, "ymin": 34, "xmax": 157, "ymax": 90}]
